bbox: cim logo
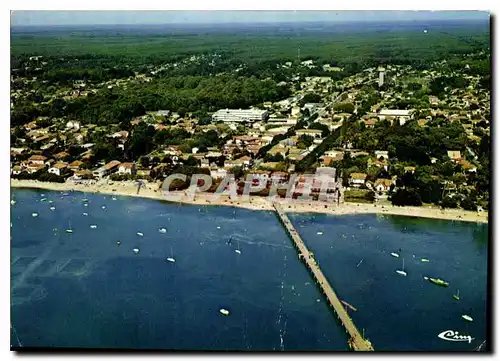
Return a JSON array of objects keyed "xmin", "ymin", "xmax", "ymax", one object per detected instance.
[{"xmin": 438, "ymin": 330, "xmax": 474, "ymax": 343}]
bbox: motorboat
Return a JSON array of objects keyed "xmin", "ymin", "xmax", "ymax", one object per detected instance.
[
  {"xmin": 421, "ymin": 258, "xmax": 430, "ymax": 262},
  {"xmin": 133, "ymin": 248, "xmax": 140, "ymax": 254},
  {"xmin": 158, "ymin": 228, "xmax": 167, "ymax": 234},
  {"xmin": 219, "ymin": 309, "xmax": 230, "ymax": 316},
  {"xmin": 166, "ymin": 257, "xmax": 176, "ymax": 263},
  {"xmin": 137, "ymin": 232, "xmax": 144, "ymax": 237},
  {"xmin": 50, "ymin": 207, "xmax": 56, "ymax": 211},
  {"xmin": 396, "ymin": 258, "xmax": 407, "ymax": 276},
  {"xmin": 462, "ymin": 314, "xmax": 473, "ymax": 322},
  {"xmin": 90, "ymin": 225, "xmax": 97, "ymax": 229},
  {"xmin": 32, "ymin": 212, "xmax": 38, "ymax": 217},
  {"xmin": 10, "ymin": 200, "xmax": 16, "ymax": 206},
  {"xmin": 391, "ymin": 252, "xmax": 399, "ymax": 258},
  {"xmin": 453, "ymin": 289, "xmax": 460, "ymax": 301},
  {"xmin": 424, "ymin": 277, "xmax": 449, "ymax": 287}
]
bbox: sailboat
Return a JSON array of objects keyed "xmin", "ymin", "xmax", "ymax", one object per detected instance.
[
  {"xmin": 453, "ymin": 289, "xmax": 460, "ymax": 300},
  {"xmin": 65, "ymin": 220, "xmax": 73, "ymax": 233},
  {"xmin": 396, "ymin": 258, "xmax": 407, "ymax": 276},
  {"xmin": 166, "ymin": 247, "xmax": 176, "ymax": 263}
]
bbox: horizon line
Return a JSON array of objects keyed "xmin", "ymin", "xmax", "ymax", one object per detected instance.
[{"xmin": 10, "ymin": 17, "xmax": 491, "ymax": 28}]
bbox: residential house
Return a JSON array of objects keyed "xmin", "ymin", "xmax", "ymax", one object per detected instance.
[
  {"xmin": 69, "ymin": 160, "xmax": 84, "ymax": 171},
  {"xmin": 374, "ymin": 178, "xmax": 393, "ymax": 192},
  {"xmin": 374, "ymin": 150, "xmax": 389, "ymax": 160},
  {"xmin": 73, "ymin": 169, "xmax": 93, "ymax": 180},
  {"xmin": 11, "ymin": 165, "xmax": 22, "ymax": 175},
  {"xmin": 368, "ymin": 159, "xmax": 388, "ymax": 171},
  {"xmin": 118, "ymin": 162, "xmax": 137, "ymax": 175},
  {"xmin": 447, "ymin": 150, "xmax": 462, "ymax": 162},
  {"xmin": 363, "ymin": 118, "xmax": 377, "ymax": 128},
  {"xmin": 26, "ymin": 163, "xmax": 45, "ymax": 174},
  {"xmin": 28, "ymin": 155, "xmax": 48, "ymax": 165},
  {"xmin": 349, "ymin": 173, "xmax": 367, "ymax": 187},
  {"xmin": 404, "ymin": 166, "xmax": 416, "ymax": 174},
  {"xmin": 48, "ymin": 162, "xmax": 69, "ymax": 176},
  {"xmin": 54, "ymin": 152, "xmax": 70, "ymax": 161},
  {"xmin": 66, "ymin": 121, "xmax": 81, "ymax": 130}
]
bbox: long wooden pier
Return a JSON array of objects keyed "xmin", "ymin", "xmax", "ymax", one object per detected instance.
[{"xmin": 273, "ymin": 202, "xmax": 374, "ymax": 351}]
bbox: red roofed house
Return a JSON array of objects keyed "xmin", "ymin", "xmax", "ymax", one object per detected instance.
[
  {"xmin": 48, "ymin": 162, "xmax": 69, "ymax": 176},
  {"xmin": 118, "ymin": 162, "xmax": 137, "ymax": 175},
  {"xmin": 28, "ymin": 155, "xmax": 48, "ymax": 165}
]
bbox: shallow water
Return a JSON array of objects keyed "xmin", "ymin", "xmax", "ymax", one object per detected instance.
[{"xmin": 10, "ymin": 189, "xmax": 488, "ymax": 350}]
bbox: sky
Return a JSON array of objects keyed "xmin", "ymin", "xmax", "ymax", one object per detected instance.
[{"xmin": 10, "ymin": 10, "xmax": 490, "ymax": 26}]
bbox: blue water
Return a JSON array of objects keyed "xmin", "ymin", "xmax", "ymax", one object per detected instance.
[{"xmin": 10, "ymin": 189, "xmax": 488, "ymax": 351}]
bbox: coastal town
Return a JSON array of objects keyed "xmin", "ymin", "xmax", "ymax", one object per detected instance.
[
  {"xmin": 10, "ymin": 13, "xmax": 491, "ymax": 353},
  {"xmin": 11, "ymin": 52, "xmax": 490, "ymax": 214}
]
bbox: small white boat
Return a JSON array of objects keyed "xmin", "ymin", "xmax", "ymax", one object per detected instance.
[
  {"xmin": 462, "ymin": 314, "xmax": 473, "ymax": 322},
  {"xmin": 48, "ymin": 200, "xmax": 53, "ymax": 204},
  {"xmin": 117, "ymin": 241, "xmax": 121, "ymax": 245},
  {"xmin": 235, "ymin": 250, "xmax": 241, "ymax": 254},
  {"xmin": 137, "ymin": 232, "xmax": 144, "ymax": 237},
  {"xmin": 62, "ymin": 193, "xmax": 69, "ymax": 196},
  {"xmin": 166, "ymin": 257, "xmax": 176, "ymax": 263},
  {"xmin": 41, "ymin": 193, "xmax": 45, "ymax": 197},
  {"xmin": 391, "ymin": 252, "xmax": 399, "ymax": 258},
  {"xmin": 112, "ymin": 197, "xmax": 117, "ymax": 201},
  {"xmin": 84, "ymin": 203, "xmax": 89, "ymax": 207},
  {"xmin": 32, "ymin": 212, "xmax": 38, "ymax": 217},
  {"xmin": 317, "ymin": 232, "xmax": 323, "ymax": 235},
  {"xmin": 82, "ymin": 198, "xmax": 89, "ymax": 202},
  {"xmin": 421, "ymin": 258, "xmax": 430, "ymax": 262},
  {"xmin": 40, "ymin": 198, "xmax": 47, "ymax": 202},
  {"xmin": 217, "ymin": 226, "xmax": 221, "ymax": 229},
  {"xmin": 10, "ymin": 200, "xmax": 16, "ymax": 205},
  {"xmin": 82, "ymin": 213, "xmax": 88, "ymax": 216},
  {"xmin": 90, "ymin": 225, "xmax": 97, "ymax": 229},
  {"xmin": 133, "ymin": 248, "xmax": 140, "ymax": 254},
  {"xmin": 101, "ymin": 206, "xmax": 106, "ymax": 210},
  {"xmin": 158, "ymin": 228, "xmax": 167, "ymax": 234},
  {"xmin": 396, "ymin": 258, "xmax": 407, "ymax": 276},
  {"xmin": 65, "ymin": 221, "xmax": 73, "ymax": 233},
  {"xmin": 50, "ymin": 207, "xmax": 56, "ymax": 211},
  {"xmin": 219, "ymin": 308, "xmax": 230, "ymax": 316}
]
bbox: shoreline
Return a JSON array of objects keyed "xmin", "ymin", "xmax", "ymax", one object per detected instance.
[{"xmin": 11, "ymin": 179, "xmax": 488, "ymax": 224}]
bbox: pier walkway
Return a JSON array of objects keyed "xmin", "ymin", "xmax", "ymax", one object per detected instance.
[{"xmin": 273, "ymin": 202, "xmax": 374, "ymax": 351}]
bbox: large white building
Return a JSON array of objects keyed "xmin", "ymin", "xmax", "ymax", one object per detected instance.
[{"xmin": 212, "ymin": 109, "xmax": 269, "ymax": 123}]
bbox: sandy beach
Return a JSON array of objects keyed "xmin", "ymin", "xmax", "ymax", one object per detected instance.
[{"xmin": 11, "ymin": 179, "xmax": 488, "ymax": 224}]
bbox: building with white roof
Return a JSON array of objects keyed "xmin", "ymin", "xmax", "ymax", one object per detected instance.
[{"xmin": 212, "ymin": 109, "xmax": 269, "ymax": 123}]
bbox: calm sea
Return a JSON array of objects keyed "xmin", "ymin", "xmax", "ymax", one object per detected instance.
[{"xmin": 10, "ymin": 189, "xmax": 488, "ymax": 351}]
